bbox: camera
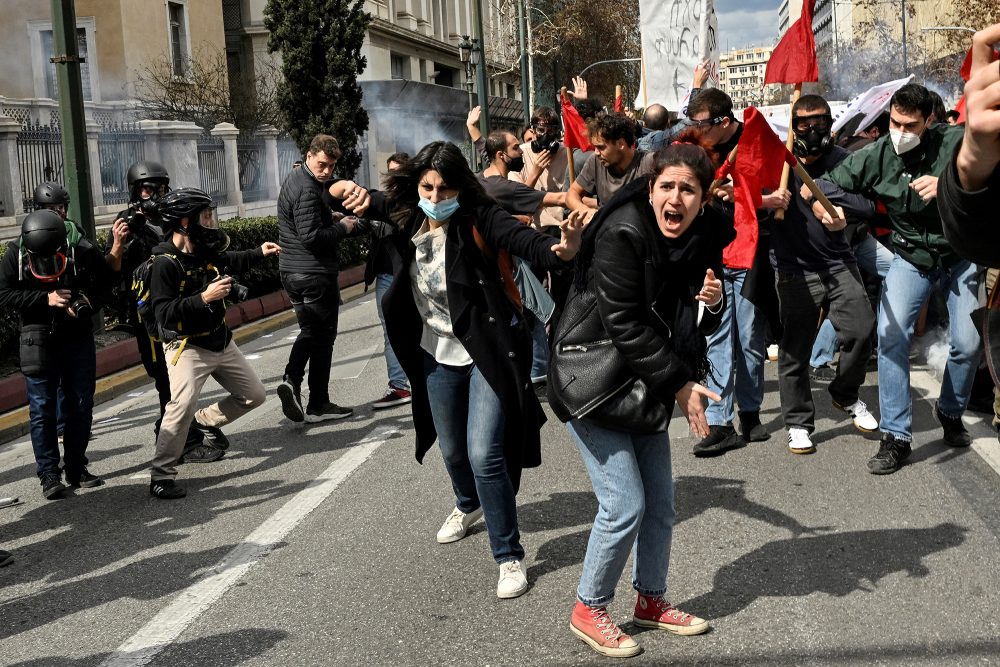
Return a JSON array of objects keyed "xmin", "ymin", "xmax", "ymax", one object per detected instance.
[
  {"xmin": 531, "ymin": 136, "xmax": 561, "ymax": 154},
  {"xmin": 123, "ymin": 199, "xmax": 158, "ymax": 233},
  {"xmin": 70, "ymin": 291, "xmax": 93, "ymax": 320},
  {"xmin": 217, "ymin": 275, "xmax": 249, "ymax": 302}
]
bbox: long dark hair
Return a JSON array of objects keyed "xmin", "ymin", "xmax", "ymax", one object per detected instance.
[
  {"xmin": 384, "ymin": 141, "xmax": 491, "ymax": 212},
  {"xmin": 648, "ymin": 131, "xmax": 717, "ymax": 192}
]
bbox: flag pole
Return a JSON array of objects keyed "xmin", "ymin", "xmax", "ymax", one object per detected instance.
[
  {"xmin": 615, "ymin": 84, "xmax": 623, "ymax": 112},
  {"xmin": 774, "ymin": 83, "xmax": 802, "ymax": 221},
  {"xmin": 710, "ymin": 146, "xmax": 738, "ymax": 192},
  {"xmin": 641, "ymin": 53, "xmax": 648, "ymax": 110},
  {"xmin": 792, "ymin": 159, "xmax": 838, "ymax": 218},
  {"xmin": 561, "ymin": 86, "xmax": 577, "ymax": 183}
]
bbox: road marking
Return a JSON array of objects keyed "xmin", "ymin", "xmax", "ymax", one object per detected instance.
[
  {"xmin": 330, "ymin": 344, "xmax": 377, "ymax": 380},
  {"xmin": 245, "ymin": 354, "xmax": 261, "ymax": 360},
  {"xmin": 910, "ymin": 365, "xmax": 1000, "ymax": 477},
  {"xmin": 99, "ymin": 426, "xmax": 397, "ymax": 667}
]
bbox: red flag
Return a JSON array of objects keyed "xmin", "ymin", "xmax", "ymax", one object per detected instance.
[
  {"xmin": 614, "ymin": 92, "xmax": 623, "ymax": 113},
  {"xmin": 561, "ymin": 94, "xmax": 593, "ymax": 151},
  {"xmin": 955, "ymin": 46, "xmax": 998, "ymax": 124},
  {"xmin": 722, "ymin": 107, "xmax": 796, "ymax": 268},
  {"xmin": 763, "ymin": 0, "xmax": 819, "ymax": 85}
]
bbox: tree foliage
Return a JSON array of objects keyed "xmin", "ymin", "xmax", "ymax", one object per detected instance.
[
  {"xmin": 264, "ymin": 0, "xmax": 371, "ymax": 177},
  {"xmin": 132, "ymin": 46, "xmax": 283, "ymax": 134}
]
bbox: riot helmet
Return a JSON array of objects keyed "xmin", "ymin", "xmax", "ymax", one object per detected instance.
[
  {"xmin": 126, "ymin": 160, "xmax": 170, "ymax": 203},
  {"xmin": 20, "ymin": 209, "xmax": 69, "ymax": 281},
  {"xmin": 157, "ymin": 188, "xmax": 229, "ymax": 254},
  {"xmin": 32, "ymin": 181, "xmax": 70, "ymax": 220}
]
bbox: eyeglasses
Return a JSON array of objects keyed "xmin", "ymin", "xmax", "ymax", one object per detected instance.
[
  {"xmin": 792, "ymin": 114, "xmax": 832, "ymax": 133},
  {"xmin": 684, "ymin": 116, "xmax": 727, "ymax": 129}
]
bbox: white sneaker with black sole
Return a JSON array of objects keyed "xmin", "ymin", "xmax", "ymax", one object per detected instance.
[
  {"xmin": 276, "ymin": 380, "xmax": 304, "ymax": 422},
  {"xmin": 304, "ymin": 402, "xmax": 354, "ymax": 423},
  {"xmin": 834, "ymin": 398, "xmax": 878, "ymax": 432},
  {"xmin": 436, "ymin": 507, "xmax": 483, "ymax": 543},
  {"xmin": 787, "ymin": 427, "xmax": 816, "ymax": 455}
]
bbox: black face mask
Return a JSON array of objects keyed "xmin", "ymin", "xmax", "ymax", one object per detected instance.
[
  {"xmin": 793, "ymin": 128, "xmax": 833, "ymax": 158},
  {"xmin": 506, "ymin": 154, "xmax": 525, "ymax": 173},
  {"xmin": 188, "ymin": 224, "xmax": 230, "ymax": 256}
]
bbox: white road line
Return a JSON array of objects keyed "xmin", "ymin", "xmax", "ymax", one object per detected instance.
[
  {"xmin": 330, "ymin": 344, "xmax": 378, "ymax": 380},
  {"xmin": 99, "ymin": 426, "xmax": 397, "ymax": 667}
]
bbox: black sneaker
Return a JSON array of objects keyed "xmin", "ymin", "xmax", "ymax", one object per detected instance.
[
  {"xmin": 935, "ymin": 402, "xmax": 971, "ymax": 447},
  {"xmin": 191, "ymin": 421, "xmax": 231, "ymax": 450},
  {"xmin": 809, "ymin": 364, "xmax": 836, "ymax": 381},
  {"xmin": 40, "ymin": 472, "xmax": 67, "ymax": 500},
  {"xmin": 738, "ymin": 411, "xmax": 770, "ymax": 442},
  {"xmin": 65, "ymin": 468, "xmax": 104, "ymax": 488},
  {"xmin": 867, "ymin": 433, "xmax": 912, "ymax": 475},
  {"xmin": 180, "ymin": 442, "xmax": 225, "ymax": 464},
  {"xmin": 150, "ymin": 479, "xmax": 187, "ymax": 499},
  {"xmin": 0, "ymin": 549, "xmax": 13, "ymax": 568},
  {"xmin": 305, "ymin": 402, "xmax": 354, "ymax": 423},
  {"xmin": 277, "ymin": 379, "xmax": 305, "ymax": 422},
  {"xmin": 693, "ymin": 424, "xmax": 746, "ymax": 457}
]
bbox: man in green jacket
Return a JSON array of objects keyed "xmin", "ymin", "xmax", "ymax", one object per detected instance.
[{"xmin": 819, "ymin": 83, "xmax": 982, "ymax": 475}]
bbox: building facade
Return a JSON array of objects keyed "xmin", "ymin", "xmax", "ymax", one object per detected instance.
[
  {"xmin": 717, "ymin": 45, "xmax": 777, "ymax": 111},
  {"xmin": 778, "ymin": 0, "xmax": 804, "ymax": 37}
]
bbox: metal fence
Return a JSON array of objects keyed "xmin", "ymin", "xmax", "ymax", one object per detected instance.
[
  {"xmin": 16, "ymin": 121, "xmax": 64, "ymax": 211},
  {"xmin": 97, "ymin": 123, "xmax": 145, "ymax": 206},
  {"xmin": 237, "ymin": 135, "xmax": 266, "ymax": 203},
  {"xmin": 277, "ymin": 138, "xmax": 301, "ymax": 180},
  {"xmin": 197, "ymin": 133, "xmax": 228, "ymax": 206}
]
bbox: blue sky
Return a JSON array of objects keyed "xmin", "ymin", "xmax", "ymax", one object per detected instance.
[{"xmin": 716, "ymin": 0, "xmax": 782, "ymax": 51}]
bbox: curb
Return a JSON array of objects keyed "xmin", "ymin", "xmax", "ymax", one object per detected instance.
[{"xmin": 0, "ymin": 275, "xmax": 370, "ymax": 446}]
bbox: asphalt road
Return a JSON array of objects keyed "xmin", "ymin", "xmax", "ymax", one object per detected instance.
[{"xmin": 1, "ymin": 294, "xmax": 999, "ymax": 667}]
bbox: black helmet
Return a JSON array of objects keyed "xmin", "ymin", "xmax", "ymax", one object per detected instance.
[
  {"xmin": 32, "ymin": 181, "xmax": 70, "ymax": 206},
  {"xmin": 126, "ymin": 160, "xmax": 170, "ymax": 202},
  {"xmin": 21, "ymin": 209, "xmax": 69, "ymax": 281},
  {"xmin": 156, "ymin": 188, "xmax": 214, "ymax": 231}
]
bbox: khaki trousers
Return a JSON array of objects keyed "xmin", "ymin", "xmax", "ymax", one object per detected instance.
[{"xmin": 151, "ymin": 339, "xmax": 266, "ymax": 480}]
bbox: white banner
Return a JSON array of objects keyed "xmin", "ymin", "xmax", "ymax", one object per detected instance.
[
  {"xmin": 636, "ymin": 0, "xmax": 720, "ymax": 111},
  {"xmin": 831, "ymin": 75, "xmax": 914, "ymax": 136}
]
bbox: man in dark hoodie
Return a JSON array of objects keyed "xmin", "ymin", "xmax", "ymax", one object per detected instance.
[{"xmin": 147, "ymin": 188, "xmax": 280, "ymax": 499}]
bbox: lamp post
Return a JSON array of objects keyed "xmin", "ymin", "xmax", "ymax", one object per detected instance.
[
  {"xmin": 459, "ymin": 35, "xmax": 475, "ymax": 113},
  {"xmin": 472, "ymin": 0, "xmax": 490, "ymax": 138}
]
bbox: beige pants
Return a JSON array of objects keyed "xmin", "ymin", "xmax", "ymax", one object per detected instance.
[{"xmin": 151, "ymin": 339, "xmax": 266, "ymax": 480}]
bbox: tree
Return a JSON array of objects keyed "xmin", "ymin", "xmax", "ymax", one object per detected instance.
[
  {"xmin": 264, "ymin": 0, "xmax": 371, "ymax": 177},
  {"xmin": 132, "ymin": 46, "xmax": 283, "ymax": 134}
]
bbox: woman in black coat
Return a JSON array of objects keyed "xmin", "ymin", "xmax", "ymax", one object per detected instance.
[
  {"xmin": 330, "ymin": 141, "xmax": 582, "ymax": 599},
  {"xmin": 548, "ymin": 140, "xmax": 734, "ymax": 658}
]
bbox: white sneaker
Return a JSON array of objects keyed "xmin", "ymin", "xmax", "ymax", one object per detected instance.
[
  {"xmin": 767, "ymin": 344, "xmax": 779, "ymax": 361},
  {"xmin": 787, "ymin": 427, "xmax": 815, "ymax": 455},
  {"xmin": 837, "ymin": 398, "xmax": 878, "ymax": 432},
  {"xmin": 435, "ymin": 507, "xmax": 483, "ymax": 544},
  {"xmin": 497, "ymin": 560, "xmax": 528, "ymax": 599}
]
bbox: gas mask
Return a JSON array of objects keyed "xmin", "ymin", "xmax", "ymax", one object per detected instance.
[{"xmin": 792, "ymin": 114, "xmax": 833, "ymax": 158}]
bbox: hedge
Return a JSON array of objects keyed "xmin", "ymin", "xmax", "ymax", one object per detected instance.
[{"xmin": 0, "ymin": 216, "xmax": 369, "ymax": 354}]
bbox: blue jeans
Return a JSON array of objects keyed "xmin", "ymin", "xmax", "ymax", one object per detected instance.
[
  {"xmin": 375, "ymin": 273, "xmax": 409, "ymax": 390},
  {"xmin": 878, "ymin": 256, "xmax": 983, "ymax": 441},
  {"xmin": 423, "ymin": 353, "xmax": 523, "ymax": 564},
  {"xmin": 528, "ymin": 311, "xmax": 550, "ymax": 383},
  {"xmin": 705, "ymin": 267, "xmax": 766, "ymax": 425},
  {"xmin": 568, "ymin": 418, "xmax": 675, "ymax": 606},
  {"xmin": 25, "ymin": 335, "xmax": 97, "ymax": 478},
  {"xmin": 811, "ymin": 234, "xmax": 893, "ymax": 367}
]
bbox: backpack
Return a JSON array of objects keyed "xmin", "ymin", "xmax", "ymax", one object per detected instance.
[{"xmin": 131, "ymin": 253, "xmax": 219, "ymax": 364}]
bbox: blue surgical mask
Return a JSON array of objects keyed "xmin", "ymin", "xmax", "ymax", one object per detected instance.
[{"xmin": 418, "ymin": 196, "xmax": 460, "ymax": 221}]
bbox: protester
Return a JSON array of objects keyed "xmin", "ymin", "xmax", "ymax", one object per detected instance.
[
  {"xmin": 768, "ymin": 94, "xmax": 880, "ymax": 454},
  {"xmin": 147, "ymin": 188, "xmax": 279, "ymax": 499},
  {"xmin": 509, "ymin": 106, "xmax": 570, "ymax": 231},
  {"xmin": 637, "ymin": 61, "xmax": 710, "ymax": 153},
  {"xmin": 275, "ymin": 134, "xmax": 360, "ymax": 423},
  {"xmin": 820, "ymin": 83, "xmax": 978, "ymax": 474},
  {"xmin": 328, "ymin": 141, "xmax": 583, "ymax": 599},
  {"xmin": 366, "ymin": 152, "xmax": 413, "ymax": 410},
  {"xmin": 566, "ymin": 113, "xmax": 654, "ymax": 219},
  {"xmin": 684, "ymin": 88, "xmax": 769, "ymax": 454},
  {"xmin": 549, "ymin": 138, "xmax": 730, "ymax": 657},
  {"xmin": 0, "ymin": 210, "xmax": 114, "ymax": 498}
]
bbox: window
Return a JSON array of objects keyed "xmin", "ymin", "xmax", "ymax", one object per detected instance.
[
  {"xmin": 40, "ymin": 28, "xmax": 92, "ymax": 100},
  {"xmin": 433, "ymin": 64, "xmax": 457, "ymax": 88},
  {"xmin": 168, "ymin": 1, "xmax": 190, "ymax": 77},
  {"xmin": 390, "ymin": 53, "xmax": 408, "ymax": 80},
  {"xmin": 28, "ymin": 17, "xmax": 99, "ymax": 102}
]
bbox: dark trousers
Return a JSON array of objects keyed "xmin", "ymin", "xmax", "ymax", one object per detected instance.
[
  {"xmin": 282, "ymin": 272, "xmax": 340, "ymax": 407},
  {"xmin": 25, "ymin": 335, "xmax": 96, "ymax": 478},
  {"xmin": 776, "ymin": 266, "xmax": 875, "ymax": 432}
]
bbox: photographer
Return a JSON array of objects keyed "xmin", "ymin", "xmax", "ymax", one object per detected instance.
[
  {"xmin": 0, "ymin": 210, "xmax": 114, "ymax": 499},
  {"xmin": 147, "ymin": 188, "xmax": 280, "ymax": 499}
]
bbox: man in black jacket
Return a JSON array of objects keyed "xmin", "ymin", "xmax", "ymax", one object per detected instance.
[
  {"xmin": 147, "ymin": 188, "xmax": 280, "ymax": 499},
  {"xmin": 275, "ymin": 134, "xmax": 360, "ymax": 423},
  {"xmin": 0, "ymin": 210, "xmax": 115, "ymax": 498}
]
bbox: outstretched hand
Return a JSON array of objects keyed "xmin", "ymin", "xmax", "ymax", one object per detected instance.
[
  {"xmin": 551, "ymin": 214, "xmax": 584, "ymax": 260},
  {"xmin": 675, "ymin": 381, "xmax": 722, "ymax": 439},
  {"xmin": 696, "ymin": 268, "xmax": 722, "ymax": 306}
]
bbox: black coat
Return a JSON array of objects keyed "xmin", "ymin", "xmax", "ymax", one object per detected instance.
[
  {"xmin": 940, "ymin": 143, "xmax": 1000, "ymax": 268},
  {"xmin": 277, "ymin": 164, "xmax": 350, "ymax": 275},
  {"xmin": 365, "ymin": 190, "xmax": 571, "ymax": 470}
]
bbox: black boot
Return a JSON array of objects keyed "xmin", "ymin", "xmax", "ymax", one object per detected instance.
[
  {"xmin": 693, "ymin": 424, "xmax": 746, "ymax": 457},
  {"xmin": 935, "ymin": 402, "xmax": 971, "ymax": 447},
  {"xmin": 738, "ymin": 411, "xmax": 770, "ymax": 442}
]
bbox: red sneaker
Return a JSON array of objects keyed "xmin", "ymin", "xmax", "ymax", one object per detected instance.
[
  {"xmin": 371, "ymin": 386, "xmax": 412, "ymax": 410},
  {"xmin": 569, "ymin": 601, "xmax": 641, "ymax": 658},
  {"xmin": 633, "ymin": 594, "xmax": 709, "ymax": 635}
]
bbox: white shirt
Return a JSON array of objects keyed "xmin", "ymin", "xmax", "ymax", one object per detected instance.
[{"xmin": 409, "ymin": 219, "xmax": 473, "ymax": 366}]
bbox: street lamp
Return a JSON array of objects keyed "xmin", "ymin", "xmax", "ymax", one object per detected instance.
[{"xmin": 459, "ymin": 34, "xmax": 475, "ymax": 112}]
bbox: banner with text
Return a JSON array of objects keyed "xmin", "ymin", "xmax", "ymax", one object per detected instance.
[{"xmin": 636, "ymin": 0, "xmax": 719, "ymax": 111}]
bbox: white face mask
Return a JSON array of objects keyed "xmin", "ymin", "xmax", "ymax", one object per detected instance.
[{"xmin": 890, "ymin": 128, "xmax": 921, "ymax": 155}]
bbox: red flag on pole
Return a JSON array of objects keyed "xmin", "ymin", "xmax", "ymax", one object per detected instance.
[
  {"xmin": 561, "ymin": 94, "xmax": 593, "ymax": 151},
  {"xmin": 720, "ymin": 107, "xmax": 797, "ymax": 268},
  {"xmin": 954, "ymin": 46, "xmax": 998, "ymax": 124},
  {"xmin": 763, "ymin": 0, "xmax": 819, "ymax": 85}
]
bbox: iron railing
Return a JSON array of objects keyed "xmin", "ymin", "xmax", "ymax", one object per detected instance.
[
  {"xmin": 277, "ymin": 138, "xmax": 301, "ymax": 180},
  {"xmin": 97, "ymin": 122, "xmax": 145, "ymax": 206},
  {"xmin": 237, "ymin": 135, "xmax": 265, "ymax": 203},
  {"xmin": 197, "ymin": 133, "xmax": 228, "ymax": 206},
  {"xmin": 16, "ymin": 121, "xmax": 64, "ymax": 211}
]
